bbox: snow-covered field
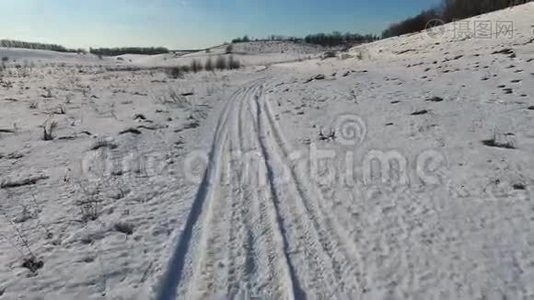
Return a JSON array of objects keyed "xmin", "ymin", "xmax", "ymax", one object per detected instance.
[
  {"xmin": 119, "ymin": 41, "xmax": 324, "ymax": 68},
  {"xmin": 1, "ymin": 3, "xmax": 533, "ymax": 299}
]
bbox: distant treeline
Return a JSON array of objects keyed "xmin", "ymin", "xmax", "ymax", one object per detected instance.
[
  {"xmin": 382, "ymin": 0, "xmax": 532, "ymax": 38},
  {"xmin": 231, "ymin": 35, "xmax": 300, "ymax": 43},
  {"xmin": 165, "ymin": 55, "xmax": 241, "ymax": 79},
  {"xmin": 0, "ymin": 39, "xmax": 85, "ymax": 53},
  {"xmin": 232, "ymin": 36, "xmax": 252, "ymax": 43},
  {"xmin": 304, "ymin": 33, "xmax": 379, "ymax": 47},
  {"xmin": 231, "ymin": 32, "xmax": 379, "ymax": 47},
  {"xmin": 89, "ymin": 47, "xmax": 169, "ymax": 56},
  {"xmin": 0, "ymin": 40, "xmax": 171, "ymax": 56}
]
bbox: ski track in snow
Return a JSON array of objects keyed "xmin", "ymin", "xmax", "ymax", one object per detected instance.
[
  {"xmin": 4, "ymin": 4, "xmax": 532, "ymax": 298},
  {"xmin": 156, "ymin": 77, "xmax": 378, "ymax": 299}
]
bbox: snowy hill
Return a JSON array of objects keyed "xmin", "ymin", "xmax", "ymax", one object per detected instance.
[
  {"xmin": 0, "ymin": 3, "xmax": 533, "ymax": 299},
  {"xmin": 0, "ymin": 47, "xmax": 105, "ymax": 65},
  {"xmin": 350, "ymin": 2, "xmax": 534, "ymax": 62},
  {"xmin": 120, "ymin": 40, "xmax": 324, "ymax": 68},
  {"xmin": 208, "ymin": 40, "xmax": 323, "ymax": 55}
]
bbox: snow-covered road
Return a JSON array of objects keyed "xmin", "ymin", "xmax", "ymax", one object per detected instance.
[
  {"xmin": 1, "ymin": 3, "xmax": 533, "ymax": 299},
  {"xmin": 157, "ymin": 79, "xmax": 367, "ymax": 299}
]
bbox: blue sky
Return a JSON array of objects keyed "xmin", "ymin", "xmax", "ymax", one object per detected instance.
[{"xmin": 0, "ymin": 0, "xmax": 441, "ymax": 49}]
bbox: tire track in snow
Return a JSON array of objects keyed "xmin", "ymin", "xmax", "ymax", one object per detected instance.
[
  {"xmin": 224, "ymin": 90, "xmax": 253, "ymax": 296},
  {"xmin": 155, "ymin": 85, "xmax": 249, "ymax": 300},
  {"xmin": 247, "ymin": 85, "xmax": 311, "ymax": 299},
  {"xmin": 186, "ymin": 83, "xmax": 267, "ymax": 298},
  {"xmin": 229, "ymin": 84, "xmax": 300, "ymax": 298},
  {"xmin": 157, "ymin": 78, "xmax": 363, "ymax": 299},
  {"xmin": 252, "ymin": 92, "xmax": 341, "ymax": 298},
  {"xmin": 156, "ymin": 80, "xmax": 300, "ymax": 299},
  {"xmin": 184, "ymin": 141, "xmax": 233, "ymax": 298},
  {"xmin": 257, "ymin": 87, "xmax": 365, "ymax": 297},
  {"xmin": 225, "ymin": 84, "xmax": 266, "ymax": 295}
]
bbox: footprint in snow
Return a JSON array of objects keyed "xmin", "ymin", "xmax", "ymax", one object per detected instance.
[{"xmin": 411, "ymin": 109, "xmax": 429, "ymax": 116}]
